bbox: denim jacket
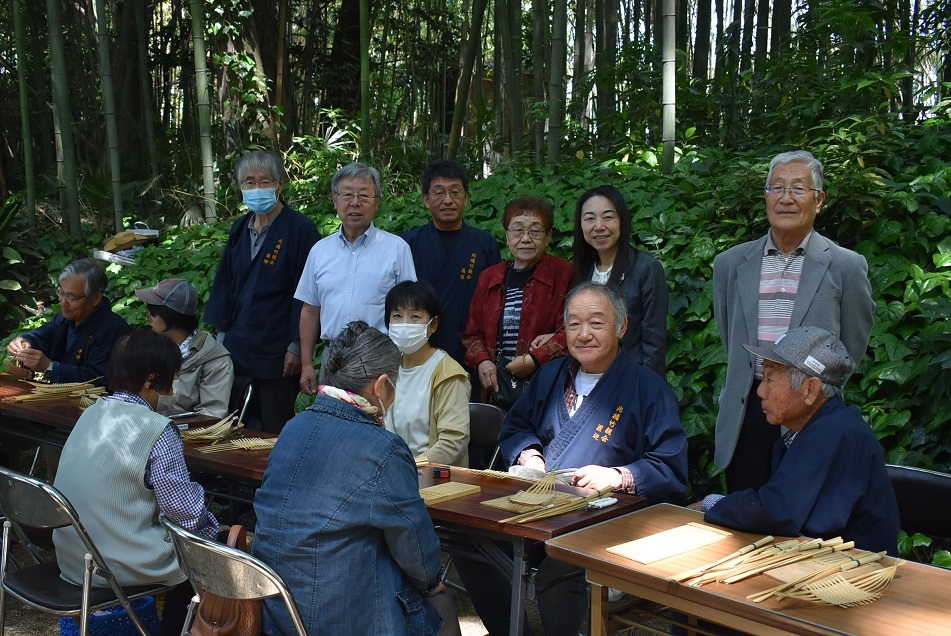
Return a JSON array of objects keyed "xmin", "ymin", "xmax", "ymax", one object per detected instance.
[{"xmin": 251, "ymin": 396, "xmax": 443, "ymax": 635}]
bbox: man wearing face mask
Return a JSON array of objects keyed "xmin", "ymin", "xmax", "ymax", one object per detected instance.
[
  {"xmin": 205, "ymin": 150, "xmax": 320, "ymax": 433},
  {"xmin": 383, "ymin": 281, "xmax": 471, "ymax": 466}
]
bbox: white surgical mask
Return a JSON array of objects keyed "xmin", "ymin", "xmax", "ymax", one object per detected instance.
[{"xmin": 388, "ymin": 319, "xmax": 432, "ymax": 355}]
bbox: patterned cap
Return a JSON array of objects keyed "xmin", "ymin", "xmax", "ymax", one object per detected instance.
[
  {"xmin": 743, "ymin": 326, "xmax": 855, "ymax": 388},
  {"xmin": 135, "ymin": 278, "xmax": 198, "ymax": 316}
]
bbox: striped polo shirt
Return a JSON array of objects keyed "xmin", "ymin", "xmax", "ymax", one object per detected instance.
[{"xmin": 754, "ymin": 231, "xmax": 812, "ymax": 377}]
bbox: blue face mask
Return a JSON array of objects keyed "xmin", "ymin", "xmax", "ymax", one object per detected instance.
[{"xmin": 242, "ymin": 187, "xmax": 278, "ymax": 215}]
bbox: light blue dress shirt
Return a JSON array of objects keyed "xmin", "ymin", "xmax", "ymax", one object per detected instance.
[{"xmin": 294, "ymin": 224, "xmax": 417, "ymax": 341}]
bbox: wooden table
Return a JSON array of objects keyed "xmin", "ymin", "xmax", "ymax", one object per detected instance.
[
  {"xmin": 3, "ymin": 375, "xmax": 651, "ymax": 635},
  {"xmin": 546, "ymin": 503, "xmax": 951, "ymax": 636}
]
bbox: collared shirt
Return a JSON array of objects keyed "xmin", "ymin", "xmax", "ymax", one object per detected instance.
[
  {"xmin": 294, "ymin": 224, "xmax": 417, "ymax": 340},
  {"xmin": 179, "ymin": 329, "xmax": 198, "ymax": 359},
  {"xmin": 247, "ymin": 208, "xmax": 284, "ymax": 260},
  {"xmin": 106, "ymin": 392, "xmax": 218, "ymax": 538},
  {"xmin": 755, "ymin": 231, "xmax": 811, "ymax": 377}
]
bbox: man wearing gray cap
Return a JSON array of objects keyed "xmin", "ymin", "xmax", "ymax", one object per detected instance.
[
  {"xmin": 136, "ymin": 278, "xmax": 234, "ymax": 417},
  {"xmin": 700, "ymin": 326, "xmax": 899, "ymax": 555}
]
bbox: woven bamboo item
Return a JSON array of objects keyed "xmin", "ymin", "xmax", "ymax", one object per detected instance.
[{"xmin": 180, "ymin": 411, "xmax": 242, "ymax": 442}]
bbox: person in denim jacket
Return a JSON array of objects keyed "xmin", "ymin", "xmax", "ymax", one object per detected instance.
[{"xmin": 251, "ymin": 321, "xmax": 459, "ymax": 636}]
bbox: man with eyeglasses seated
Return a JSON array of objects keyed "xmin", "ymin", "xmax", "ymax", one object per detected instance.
[
  {"xmin": 205, "ymin": 149, "xmax": 320, "ymax": 433},
  {"xmin": 454, "ymin": 282, "xmax": 688, "ymax": 636},
  {"xmin": 7, "ymin": 258, "xmax": 130, "ymax": 386},
  {"xmin": 713, "ymin": 150, "xmax": 874, "ymax": 494},
  {"xmin": 402, "ymin": 160, "xmax": 500, "ymax": 370},
  {"xmin": 296, "ymin": 162, "xmax": 417, "ymax": 396}
]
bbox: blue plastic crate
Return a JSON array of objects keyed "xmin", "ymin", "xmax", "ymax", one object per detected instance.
[{"xmin": 59, "ymin": 596, "xmax": 158, "ymax": 636}]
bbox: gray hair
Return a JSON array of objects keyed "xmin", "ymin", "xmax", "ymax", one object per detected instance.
[
  {"xmin": 564, "ymin": 282, "xmax": 628, "ymax": 338},
  {"xmin": 59, "ymin": 259, "xmax": 107, "ymax": 298},
  {"xmin": 786, "ymin": 366, "xmax": 843, "ymax": 400},
  {"xmin": 332, "ymin": 162, "xmax": 383, "ymax": 198},
  {"xmin": 766, "ymin": 150, "xmax": 824, "ymax": 192},
  {"xmin": 319, "ymin": 321, "xmax": 400, "ymax": 394},
  {"xmin": 235, "ymin": 150, "xmax": 286, "ymax": 184}
]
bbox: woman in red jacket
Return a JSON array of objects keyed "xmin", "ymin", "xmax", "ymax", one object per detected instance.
[{"xmin": 462, "ymin": 195, "xmax": 573, "ymax": 407}]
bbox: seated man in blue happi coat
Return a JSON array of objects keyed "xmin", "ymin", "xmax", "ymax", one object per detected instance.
[
  {"xmin": 700, "ymin": 326, "xmax": 899, "ymax": 556},
  {"xmin": 454, "ymin": 282, "xmax": 688, "ymax": 636}
]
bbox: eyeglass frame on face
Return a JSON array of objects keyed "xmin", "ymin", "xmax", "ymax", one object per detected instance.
[
  {"xmin": 240, "ymin": 178, "xmax": 277, "ymax": 189},
  {"xmin": 427, "ymin": 188, "xmax": 466, "ymax": 200},
  {"xmin": 505, "ymin": 226, "xmax": 547, "ymax": 240},
  {"xmin": 764, "ymin": 185, "xmax": 821, "ymax": 199},
  {"xmin": 334, "ymin": 190, "xmax": 379, "ymax": 204},
  {"xmin": 56, "ymin": 287, "xmax": 87, "ymax": 303}
]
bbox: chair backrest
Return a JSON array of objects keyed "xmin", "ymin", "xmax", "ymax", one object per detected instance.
[
  {"xmin": 0, "ymin": 466, "xmax": 126, "ymax": 587},
  {"xmin": 886, "ymin": 464, "xmax": 951, "ymax": 539},
  {"xmin": 159, "ymin": 516, "xmax": 307, "ymax": 635},
  {"xmin": 0, "ymin": 466, "xmax": 76, "ymax": 530},
  {"xmin": 468, "ymin": 403, "xmax": 506, "ymax": 470}
]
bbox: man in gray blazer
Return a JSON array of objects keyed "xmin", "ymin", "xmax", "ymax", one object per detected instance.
[{"xmin": 713, "ymin": 150, "xmax": 874, "ymax": 492}]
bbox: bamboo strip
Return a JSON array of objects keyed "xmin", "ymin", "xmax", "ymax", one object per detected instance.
[
  {"xmin": 670, "ymin": 535, "xmax": 774, "ymax": 582},
  {"xmin": 499, "ymin": 486, "xmax": 614, "ymax": 524},
  {"xmin": 747, "ymin": 550, "xmax": 885, "ymax": 603}
]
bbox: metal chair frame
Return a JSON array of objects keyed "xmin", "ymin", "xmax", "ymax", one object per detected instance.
[
  {"xmin": 0, "ymin": 466, "xmax": 171, "ymax": 636},
  {"xmin": 159, "ymin": 515, "xmax": 307, "ymax": 636}
]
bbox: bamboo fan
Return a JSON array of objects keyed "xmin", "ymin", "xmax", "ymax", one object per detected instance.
[
  {"xmin": 4, "ymin": 379, "xmax": 105, "ymax": 403},
  {"xmin": 747, "ymin": 550, "xmax": 887, "ymax": 603},
  {"xmin": 180, "ymin": 411, "xmax": 242, "ymax": 442},
  {"xmin": 507, "ymin": 470, "xmax": 557, "ymax": 506},
  {"xmin": 782, "ymin": 564, "xmax": 899, "ymax": 607},
  {"xmin": 500, "ymin": 486, "xmax": 614, "ymax": 524},
  {"xmin": 196, "ymin": 437, "xmax": 276, "ymax": 453},
  {"xmin": 471, "ymin": 469, "xmax": 514, "ymax": 479}
]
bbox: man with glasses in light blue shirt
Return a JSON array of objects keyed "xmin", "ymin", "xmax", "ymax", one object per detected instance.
[{"xmin": 296, "ymin": 162, "xmax": 417, "ymax": 395}]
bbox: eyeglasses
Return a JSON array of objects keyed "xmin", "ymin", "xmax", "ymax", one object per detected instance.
[
  {"xmin": 506, "ymin": 227, "xmax": 546, "ymax": 240},
  {"xmin": 240, "ymin": 178, "xmax": 276, "ymax": 189},
  {"xmin": 56, "ymin": 287, "xmax": 86, "ymax": 303},
  {"xmin": 764, "ymin": 185, "xmax": 820, "ymax": 199},
  {"xmin": 428, "ymin": 189, "xmax": 466, "ymax": 200},
  {"xmin": 334, "ymin": 191, "xmax": 379, "ymax": 203}
]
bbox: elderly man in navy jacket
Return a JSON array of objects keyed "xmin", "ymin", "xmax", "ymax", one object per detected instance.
[{"xmin": 701, "ymin": 326, "xmax": 899, "ymax": 556}]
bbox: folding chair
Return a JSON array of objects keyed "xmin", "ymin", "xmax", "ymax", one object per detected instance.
[
  {"xmin": 0, "ymin": 466, "xmax": 172, "ymax": 636},
  {"xmin": 467, "ymin": 402, "xmax": 507, "ymax": 470},
  {"xmin": 159, "ymin": 515, "xmax": 307, "ymax": 636},
  {"xmin": 886, "ymin": 464, "xmax": 951, "ymax": 539}
]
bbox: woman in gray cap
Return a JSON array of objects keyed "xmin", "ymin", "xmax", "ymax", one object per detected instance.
[{"xmin": 135, "ymin": 278, "xmax": 234, "ymax": 417}]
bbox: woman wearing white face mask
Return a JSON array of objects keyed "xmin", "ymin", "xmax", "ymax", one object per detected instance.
[{"xmin": 384, "ymin": 280, "xmax": 471, "ymax": 466}]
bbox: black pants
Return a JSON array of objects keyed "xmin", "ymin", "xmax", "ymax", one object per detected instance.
[
  {"xmin": 233, "ymin": 374, "xmax": 300, "ymax": 434},
  {"xmin": 724, "ymin": 381, "xmax": 780, "ymax": 493}
]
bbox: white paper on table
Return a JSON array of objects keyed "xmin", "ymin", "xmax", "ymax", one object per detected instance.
[{"xmin": 607, "ymin": 522, "xmax": 733, "ymax": 564}]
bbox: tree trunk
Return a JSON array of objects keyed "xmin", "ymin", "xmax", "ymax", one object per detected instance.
[
  {"xmin": 189, "ymin": 0, "xmax": 216, "ymax": 222},
  {"xmin": 661, "ymin": 0, "xmax": 676, "ymax": 173},
  {"xmin": 532, "ymin": 0, "xmax": 547, "ymax": 160},
  {"xmin": 547, "ymin": 0, "xmax": 568, "ymax": 165},
  {"xmin": 325, "ymin": 1, "xmax": 362, "ymax": 116},
  {"xmin": 770, "ymin": 0, "xmax": 792, "ymax": 55},
  {"xmin": 595, "ymin": 0, "xmax": 618, "ymax": 147},
  {"xmin": 134, "ymin": 0, "xmax": 158, "ymax": 179},
  {"xmin": 499, "ymin": 0, "xmax": 524, "ymax": 153},
  {"xmin": 360, "ymin": 0, "xmax": 370, "ymax": 158},
  {"xmin": 93, "ymin": 0, "xmax": 124, "ymax": 233},
  {"xmin": 570, "ymin": 0, "xmax": 594, "ymax": 127},
  {"xmin": 448, "ymin": 0, "xmax": 488, "ymax": 160},
  {"xmin": 13, "ymin": 0, "xmax": 35, "ymax": 224},
  {"xmin": 754, "ymin": 0, "xmax": 770, "ymax": 72},
  {"xmin": 693, "ymin": 0, "xmax": 712, "ymax": 81},
  {"xmin": 47, "ymin": 0, "xmax": 81, "ymax": 236},
  {"xmin": 740, "ymin": 0, "xmax": 755, "ymax": 71}
]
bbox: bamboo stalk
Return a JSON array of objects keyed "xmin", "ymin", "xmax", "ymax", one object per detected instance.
[{"xmin": 670, "ymin": 535, "xmax": 774, "ymax": 582}]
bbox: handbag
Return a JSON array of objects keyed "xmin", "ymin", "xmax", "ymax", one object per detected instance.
[
  {"xmin": 190, "ymin": 525, "xmax": 263, "ymax": 636},
  {"xmin": 494, "ymin": 357, "xmax": 532, "ymax": 410}
]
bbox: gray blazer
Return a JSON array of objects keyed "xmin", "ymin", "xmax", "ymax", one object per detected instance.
[{"xmin": 712, "ymin": 231, "xmax": 874, "ymax": 470}]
